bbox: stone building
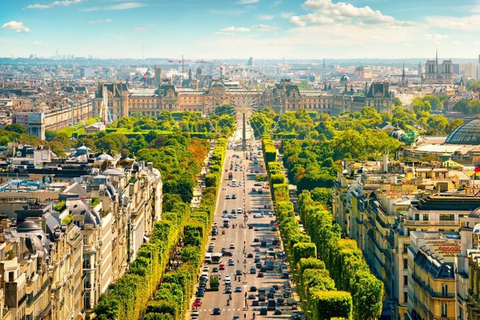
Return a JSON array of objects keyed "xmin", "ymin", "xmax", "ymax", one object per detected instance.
[
  {"xmin": 94, "ymin": 80, "xmax": 393, "ymax": 120},
  {"xmin": 422, "ymin": 51, "xmax": 454, "ymax": 85}
]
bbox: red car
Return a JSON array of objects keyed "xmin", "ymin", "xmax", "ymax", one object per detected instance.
[
  {"xmin": 219, "ymin": 263, "xmax": 225, "ymax": 270},
  {"xmin": 193, "ymin": 299, "xmax": 202, "ymax": 307},
  {"xmin": 258, "ymin": 272, "xmax": 265, "ymax": 278}
]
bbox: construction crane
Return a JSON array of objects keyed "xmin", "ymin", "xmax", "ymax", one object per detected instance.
[{"xmin": 167, "ymin": 55, "xmax": 191, "ymax": 73}]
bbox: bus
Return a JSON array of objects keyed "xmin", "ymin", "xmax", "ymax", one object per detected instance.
[
  {"xmin": 212, "ymin": 253, "xmax": 222, "ymax": 264},
  {"xmin": 210, "ymin": 274, "xmax": 220, "ymax": 291}
]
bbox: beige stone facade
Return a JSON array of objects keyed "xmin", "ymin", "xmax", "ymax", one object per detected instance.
[{"xmin": 94, "ymin": 80, "xmax": 393, "ymax": 120}]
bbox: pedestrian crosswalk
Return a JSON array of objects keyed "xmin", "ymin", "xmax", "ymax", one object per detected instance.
[{"xmin": 198, "ymin": 308, "xmax": 243, "ymax": 312}]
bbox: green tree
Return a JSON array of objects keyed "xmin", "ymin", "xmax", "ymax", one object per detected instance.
[{"xmin": 5, "ymin": 123, "xmax": 27, "ymax": 134}]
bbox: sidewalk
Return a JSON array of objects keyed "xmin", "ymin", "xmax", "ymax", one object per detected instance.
[{"xmin": 190, "ymin": 146, "xmax": 213, "ymax": 208}]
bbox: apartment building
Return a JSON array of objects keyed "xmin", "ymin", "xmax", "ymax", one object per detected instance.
[
  {"xmin": 333, "ymin": 159, "xmax": 480, "ymax": 320},
  {"xmin": 0, "ymin": 151, "xmax": 163, "ymax": 320},
  {"xmin": 407, "ymin": 231, "xmax": 459, "ymax": 320}
]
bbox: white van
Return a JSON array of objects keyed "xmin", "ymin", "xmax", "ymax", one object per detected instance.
[
  {"xmin": 204, "ymin": 253, "xmax": 212, "ymax": 264},
  {"xmin": 231, "ymin": 179, "xmax": 237, "ymax": 187}
]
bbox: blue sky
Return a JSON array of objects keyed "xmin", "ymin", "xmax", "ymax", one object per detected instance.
[{"xmin": 1, "ymin": 0, "xmax": 480, "ymax": 59}]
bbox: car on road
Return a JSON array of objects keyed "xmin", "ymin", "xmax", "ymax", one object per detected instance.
[
  {"xmin": 231, "ymin": 209, "xmax": 236, "ymax": 214},
  {"xmin": 203, "ymin": 266, "xmax": 209, "ymax": 272},
  {"xmin": 236, "ymin": 208, "xmax": 242, "ymax": 214},
  {"xmin": 250, "ymin": 266, "xmax": 256, "ymax": 274},
  {"xmin": 253, "ymin": 238, "xmax": 260, "ymax": 242},
  {"xmin": 274, "ymin": 308, "xmax": 282, "ymax": 315},
  {"xmin": 248, "ymin": 293, "xmax": 256, "ymax": 299},
  {"xmin": 213, "ymin": 307, "xmax": 221, "ymax": 315},
  {"xmin": 254, "ymin": 182, "xmax": 262, "ymax": 186},
  {"xmin": 212, "ymin": 267, "xmax": 219, "ymax": 272},
  {"xmin": 258, "ymin": 294, "xmax": 266, "ymax": 301},
  {"xmin": 252, "ymin": 300, "xmax": 260, "ymax": 307},
  {"xmin": 229, "ymin": 243, "xmax": 236, "ymax": 249},
  {"xmin": 191, "ymin": 310, "xmax": 199, "ymax": 317},
  {"xmin": 247, "ymin": 252, "xmax": 253, "ymax": 258},
  {"xmin": 235, "ymin": 286, "xmax": 242, "ymax": 292},
  {"xmin": 236, "ymin": 269, "xmax": 242, "ymax": 275},
  {"xmin": 250, "ymin": 286, "xmax": 257, "ymax": 292},
  {"xmin": 223, "ymin": 251, "xmax": 233, "ymax": 257},
  {"xmin": 226, "ymin": 194, "xmax": 231, "ymax": 199},
  {"xmin": 254, "ymin": 214, "xmax": 263, "ymax": 218},
  {"xmin": 233, "ymin": 316, "xmax": 240, "ymax": 320},
  {"xmin": 254, "ymin": 247, "xmax": 260, "ymax": 252},
  {"xmin": 228, "ymin": 258, "xmax": 235, "ymax": 266},
  {"xmin": 225, "ymin": 286, "xmax": 232, "ymax": 294},
  {"xmin": 219, "ymin": 263, "xmax": 225, "ymax": 270},
  {"xmin": 258, "ymin": 272, "xmax": 265, "ymax": 278},
  {"xmin": 193, "ymin": 299, "xmax": 202, "ymax": 307},
  {"xmin": 223, "ymin": 209, "xmax": 228, "ymax": 214},
  {"xmin": 232, "ymin": 194, "xmax": 237, "ymax": 199},
  {"xmin": 196, "ymin": 290, "xmax": 204, "ymax": 297}
]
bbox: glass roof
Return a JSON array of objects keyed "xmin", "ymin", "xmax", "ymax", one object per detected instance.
[{"xmin": 445, "ymin": 119, "xmax": 480, "ymax": 145}]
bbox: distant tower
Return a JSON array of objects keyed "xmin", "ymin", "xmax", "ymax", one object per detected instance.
[
  {"xmin": 400, "ymin": 62, "xmax": 408, "ymax": 87},
  {"xmin": 418, "ymin": 61, "xmax": 422, "ymax": 78},
  {"xmin": 323, "ymin": 58, "xmax": 326, "ymax": 69},
  {"xmin": 188, "ymin": 68, "xmax": 192, "ymax": 81},
  {"xmin": 154, "ymin": 65, "xmax": 162, "ymax": 87},
  {"xmin": 247, "ymin": 57, "xmax": 255, "ymax": 67}
]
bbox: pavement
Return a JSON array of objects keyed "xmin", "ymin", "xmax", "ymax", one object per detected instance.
[{"xmin": 188, "ymin": 119, "xmax": 301, "ymax": 320}]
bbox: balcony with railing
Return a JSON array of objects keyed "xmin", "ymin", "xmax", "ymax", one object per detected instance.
[{"xmin": 412, "ymin": 273, "xmax": 455, "ymax": 299}]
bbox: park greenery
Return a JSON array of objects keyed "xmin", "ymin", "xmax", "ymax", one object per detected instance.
[
  {"xmin": 249, "ymin": 102, "xmax": 464, "ymax": 141},
  {"xmin": 263, "ymin": 134, "xmax": 383, "ymax": 320},
  {"xmin": 0, "ymin": 110, "xmax": 235, "ymax": 158}
]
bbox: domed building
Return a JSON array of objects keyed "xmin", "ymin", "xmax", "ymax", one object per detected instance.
[
  {"xmin": 445, "ymin": 119, "xmax": 480, "ymax": 145},
  {"xmin": 404, "ymin": 118, "xmax": 480, "ymax": 165}
]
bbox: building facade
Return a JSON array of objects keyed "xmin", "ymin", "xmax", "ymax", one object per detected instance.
[
  {"xmin": 94, "ymin": 80, "xmax": 393, "ymax": 120},
  {"xmin": 422, "ymin": 52, "xmax": 454, "ymax": 85}
]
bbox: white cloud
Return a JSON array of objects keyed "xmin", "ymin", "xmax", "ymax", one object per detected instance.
[
  {"xmin": 252, "ymin": 24, "xmax": 279, "ymax": 31},
  {"xmin": 215, "ymin": 26, "xmax": 251, "ymax": 35},
  {"xmin": 1, "ymin": 21, "xmax": 31, "ymax": 33},
  {"xmin": 259, "ymin": 14, "xmax": 274, "ymax": 20},
  {"xmin": 33, "ymin": 41, "xmax": 42, "ymax": 45},
  {"xmin": 88, "ymin": 18, "xmax": 112, "ymax": 24},
  {"xmin": 238, "ymin": 0, "xmax": 259, "ymax": 3},
  {"xmin": 84, "ymin": 2, "xmax": 145, "ymax": 12},
  {"xmin": 27, "ymin": 0, "xmax": 81, "ymax": 9},
  {"xmin": 134, "ymin": 26, "xmax": 153, "ymax": 33},
  {"xmin": 289, "ymin": 0, "xmax": 414, "ymax": 27},
  {"xmin": 425, "ymin": 15, "xmax": 480, "ymax": 31},
  {"xmin": 424, "ymin": 33, "xmax": 449, "ymax": 40}
]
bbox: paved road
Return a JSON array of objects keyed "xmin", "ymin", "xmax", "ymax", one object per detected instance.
[{"xmin": 189, "ymin": 120, "xmax": 299, "ymax": 320}]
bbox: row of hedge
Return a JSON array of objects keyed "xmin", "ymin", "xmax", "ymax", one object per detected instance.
[
  {"xmin": 263, "ymin": 134, "xmax": 384, "ymax": 320},
  {"xmin": 142, "ymin": 138, "xmax": 227, "ymax": 320},
  {"xmin": 298, "ymin": 191, "xmax": 384, "ymax": 320},
  {"xmin": 93, "ymin": 139, "xmax": 219, "ymax": 320},
  {"xmin": 262, "ymin": 135, "xmax": 352, "ymax": 320}
]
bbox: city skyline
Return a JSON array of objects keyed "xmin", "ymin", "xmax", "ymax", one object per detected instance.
[{"xmin": 1, "ymin": 0, "xmax": 480, "ymax": 59}]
